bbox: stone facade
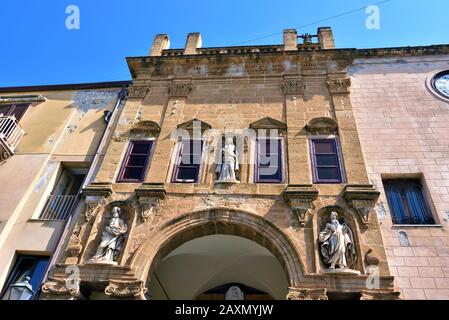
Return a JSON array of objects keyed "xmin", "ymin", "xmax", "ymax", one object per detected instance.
[{"xmin": 42, "ymin": 28, "xmax": 400, "ymax": 300}]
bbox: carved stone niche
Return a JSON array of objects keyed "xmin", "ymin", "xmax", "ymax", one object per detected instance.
[
  {"xmin": 127, "ymin": 85, "xmax": 151, "ymax": 99},
  {"xmin": 327, "ymin": 77, "xmax": 351, "ymax": 95},
  {"xmin": 283, "ymin": 185, "xmax": 318, "ymax": 227},
  {"xmin": 41, "ymin": 277, "xmax": 81, "ymax": 300},
  {"xmin": 135, "ymin": 183, "xmax": 166, "ymax": 223},
  {"xmin": 281, "ymin": 79, "xmax": 306, "ymax": 96},
  {"xmin": 305, "ymin": 117, "xmax": 338, "ymax": 135},
  {"xmin": 360, "ymin": 289, "xmax": 401, "ymax": 300},
  {"xmin": 168, "ymin": 82, "xmax": 193, "ymax": 98},
  {"xmin": 105, "ymin": 279, "xmax": 147, "ymax": 299},
  {"xmin": 344, "ymin": 184, "xmax": 380, "ymax": 228},
  {"xmin": 287, "ymin": 288, "xmax": 328, "ymax": 300}
]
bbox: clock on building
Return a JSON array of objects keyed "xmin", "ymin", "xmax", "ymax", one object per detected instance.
[{"xmin": 433, "ymin": 71, "xmax": 449, "ymax": 98}]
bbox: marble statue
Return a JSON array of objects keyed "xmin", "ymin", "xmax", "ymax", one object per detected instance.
[
  {"xmin": 319, "ymin": 211, "xmax": 357, "ymax": 270},
  {"xmin": 225, "ymin": 286, "xmax": 244, "ymax": 300},
  {"xmin": 89, "ymin": 207, "xmax": 128, "ymax": 265},
  {"xmin": 216, "ymin": 137, "xmax": 239, "ymax": 183}
]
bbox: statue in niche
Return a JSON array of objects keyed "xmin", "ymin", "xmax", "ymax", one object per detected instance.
[
  {"xmin": 215, "ymin": 137, "xmax": 239, "ymax": 183},
  {"xmin": 319, "ymin": 211, "xmax": 357, "ymax": 271},
  {"xmin": 89, "ymin": 207, "xmax": 128, "ymax": 265},
  {"xmin": 225, "ymin": 286, "xmax": 244, "ymax": 300}
]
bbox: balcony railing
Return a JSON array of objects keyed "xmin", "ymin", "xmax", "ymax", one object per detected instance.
[
  {"xmin": 0, "ymin": 115, "xmax": 25, "ymax": 160},
  {"xmin": 39, "ymin": 195, "xmax": 79, "ymax": 221}
]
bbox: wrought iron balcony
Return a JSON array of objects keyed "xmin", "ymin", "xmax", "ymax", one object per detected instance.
[
  {"xmin": 0, "ymin": 115, "xmax": 25, "ymax": 162},
  {"xmin": 39, "ymin": 195, "xmax": 79, "ymax": 221}
]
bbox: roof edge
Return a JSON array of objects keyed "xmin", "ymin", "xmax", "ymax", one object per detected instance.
[{"xmin": 0, "ymin": 80, "xmax": 131, "ymax": 93}]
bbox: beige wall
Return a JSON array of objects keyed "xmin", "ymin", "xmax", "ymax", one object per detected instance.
[
  {"xmin": 0, "ymin": 88, "xmax": 121, "ymax": 292},
  {"xmin": 350, "ymin": 55, "xmax": 449, "ymax": 300}
]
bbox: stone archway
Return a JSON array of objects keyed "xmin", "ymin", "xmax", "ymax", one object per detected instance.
[{"xmin": 130, "ymin": 208, "xmax": 305, "ymax": 299}]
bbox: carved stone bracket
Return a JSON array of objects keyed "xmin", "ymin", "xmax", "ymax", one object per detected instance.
[
  {"xmin": 344, "ymin": 185, "xmax": 380, "ymax": 228},
  {"xmin": 327, "ymin": 78, "xmax": 351, "ymax": 94},
  {"xmin": 287, "ymin": 288, "xmax": 328, "ymax": 300},
  {"xmin": 83, "ymin": 183, "xmax": 112, "ymax": 222},
  {"xmin": 168, "ymin": 83, "xmax": 193, "ymax": 98},
  {"xmin": 41, "ymin": 277, "xmax": 80, "ymax": 300},
  {"xmin": 105, "ymin": 280, "xmax": 148, "ymax": 299},
  {"xmin": 136, "ymin": 183, "xmax": 166, "ymax": 223},
  {"xmin": 360, "ymin": 289, "xmax": 401, "ymax": 300},
  {"xmin": 281, "ymin": 79, "xmax": 306, "ymax": 96},
  {"xmin": 283, "ymin": 185, "xmax": 319, "ymax": 227},
  {"xmin": 127, "ymin": 85, "xmax": 151, "ymax": 99}
]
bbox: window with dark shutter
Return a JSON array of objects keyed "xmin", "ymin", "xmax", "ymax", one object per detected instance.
[
  {"xmin": 255, "ymin": 138, "xmax": 283, "ymax": 183},
  {"xmin": 117, "ymin": 141, "xmax": 154, "ymax": 182},
  {"xmin": 383, "ymin": 179, "xmax": 435, "ymax": 225},
  {"xmin": 172, "ymin": 139, "xmax": 203, "ymax": 183},
  {"xmin": 311, "ymin": 139, "xmax": 343, "ymax": 183}
]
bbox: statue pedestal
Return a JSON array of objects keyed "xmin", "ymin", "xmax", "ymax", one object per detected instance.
[
  {"xmin": 323, "ymin": 268, "xmax": 361, "ymax": 276},
  {"xmin": 86, "ymin": 260, "xmax": 118, "ymax": 266},
  {"xmin": 215, "ymin": 180, "xmax": 240, "ymax": 185}
]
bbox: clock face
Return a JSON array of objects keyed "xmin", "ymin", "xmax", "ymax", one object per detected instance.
[{"xmin": 434, "ymin": 72, "xmax": 449, "ymax": 98}]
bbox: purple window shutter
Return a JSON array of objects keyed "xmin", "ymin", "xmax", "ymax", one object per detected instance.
[
  {"xmin": 117, "ymin": 141, "xmax": 154, "ymax": 183},
  {"xmin": 173, "ymin": 140, "xmax": 203, "ymax": 183},
  {"xmin": 255, "ymin": 138, "xmax": 283, "ymax": 183},
  {"xmin": 311, "ymin": 139, "xmax": 342, "ymax": 184}
]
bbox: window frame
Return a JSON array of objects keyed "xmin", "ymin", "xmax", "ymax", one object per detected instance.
[
  {"xmin": 117, "ymin": 140, "xmax": 155, "ymax": 183},
  {"xmin": 0, "ymin": 255, "xmax": 50, "ymax": 300},
  {"xmin": 383, "ymin": 178, "xmax": 436, "ymax": 225},
  {"xmin": 254, "ymin": 137, "xmax": 285, "ymax": 184},
  {"xmin": 171, "ymin": 139, "xmax": 204, "ymax": 184},
  {"xmin": 310, "ymin": 138, "xmax": 344, "ymax": 184}
]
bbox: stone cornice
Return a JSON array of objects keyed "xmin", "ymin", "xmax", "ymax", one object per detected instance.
[
  {"xmin": 0, "ymin": 94, "xmax": 46, "ymax": 104},
  {"xmin": 82, "ymin": 182, "xmax": 113, "ymax": 198}
]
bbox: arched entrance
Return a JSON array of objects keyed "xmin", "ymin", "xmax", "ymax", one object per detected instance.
[
  {"xmin": 130, "ymin": 209, "xmax": 305, "ymax": 300},
  {"xmin": 149, "ymin": 235, "xmax": 288, "ymax": 300}
]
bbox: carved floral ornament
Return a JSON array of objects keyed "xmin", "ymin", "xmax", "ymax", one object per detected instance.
[
  {"xmin": 305, "ymin": 117, "xmax": 338, "ymax": 135},
  {"xmin": 127, "ymin": 85, "xmax": 151, "ymax": 99},
  {"xmin": 41, "ymin": 277, "xmax": 80, "ymax": 299},
  {"xmin": 287, "ymin": 288, "xmax": 328, "ymax": 300},
  {"xmin": 105, "ymin": 280, "xmax": 147, "ymax": 298},
  {"xmin": 326, "ymin": 78, "xmax": 351, "ymax": 94},
  {"xmin": 281, "ymin": 79, "xmax": 306, "ymax": 95},
  {"xmin": 168, "ymin": 83, "xmax": 193, "ymax": 97}
]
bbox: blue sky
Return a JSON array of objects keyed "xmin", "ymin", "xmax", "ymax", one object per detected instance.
[{"xmin": 0, "ymin": 0, "xmax": 447, "ymax": 87}]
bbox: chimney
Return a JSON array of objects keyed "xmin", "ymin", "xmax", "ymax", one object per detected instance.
[
  {"xmin": 150, "ymin": 34, "xmax": 170, "ymax": 56},
  {"xmin": 283, "ymin": 29, "xmax": 298, "ymax": 51},
  {"xmin": 184, "ymin": 33, "xmax": 202, "ymax": 55},
  {"xmin": 318, "ymin": 27, "xmax": 335, "ymax": 49}
]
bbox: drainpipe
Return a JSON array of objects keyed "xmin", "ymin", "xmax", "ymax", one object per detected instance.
[{"xmin": 41, "ymin": 85, "xmax": 128, "ymax": 288}]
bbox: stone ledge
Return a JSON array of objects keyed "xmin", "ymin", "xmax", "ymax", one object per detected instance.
[
  {"xmin": 343, "ymin": 184, "xmax": 380, "ymax": 201},
  {"xmin": 82, "ymin": 182, "xmax": 113, "ymax": 198},
  {"xmin": 283, "ymin": 184, "xmax": 319, "ymax": 200},
  {"xmin": 135, "ymin": 183, "xmax": 167, "ymax": 199}
]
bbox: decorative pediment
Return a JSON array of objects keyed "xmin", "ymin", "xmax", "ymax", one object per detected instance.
[
  {"xmin": 327, "ymin": 78, "xmax": 351, "ymax": 94},
  {"xmin": 131, "ymin": 120, "xmax": 161, "ymax": 134},
  {"xmin": 168, "ymin": 83, "xmax": 193, "ymax": 97},
  {"xmin": 177, "ymin": 118, "xmax": 211, "ymax": 132},
  {"xmin": 281, "ymin": 79, "xmax": 306, "ymax": 95},
  {"xmin": 127, "ymin": 85, "xmax": 151, "ymax": 99},
  {"xmin": 306, "ymin": 117, "xmax": 338, "ymax": 134},
  {"xmin": 250, "ymin": 117, "xmax": 287, "ymax": 131}
]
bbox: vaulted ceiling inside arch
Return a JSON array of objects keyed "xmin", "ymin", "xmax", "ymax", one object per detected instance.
[{"xmin": 148, "ymin": 235, "xmax": 289, "ymax": 300}]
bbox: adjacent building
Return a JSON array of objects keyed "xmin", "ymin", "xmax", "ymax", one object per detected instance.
[{"xmin": 0, "ymin": 26, "xmax": 448, "ymax": 300}]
